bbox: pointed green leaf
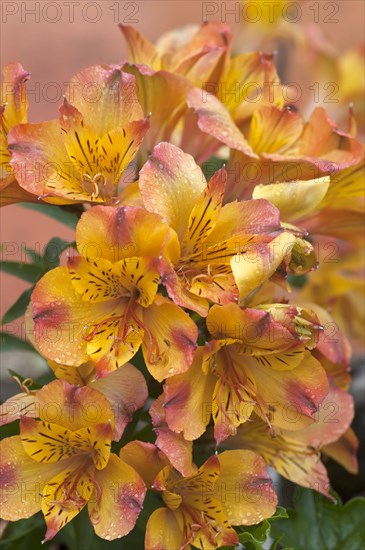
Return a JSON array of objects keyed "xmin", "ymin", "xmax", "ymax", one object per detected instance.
[
  {"xmin": 0, "ymin": 261, "xmax": 43, "ymax": 282},
  {"xmin": 1, "ymin": 287, "xmax": 33, "ymax": 325}
]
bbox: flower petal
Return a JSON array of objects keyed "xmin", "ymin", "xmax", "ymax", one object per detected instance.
[
  {"xmin": 119, "ymin": 24, "xmax": 160, "ymax": 70},
  {"xmin": 91, "ymin": 364, "xmax": 148, "ymax": 440},
  {"xmin": 150, "ymin": 395, "xmax": 197, "ymax": 476},
  {"xmin": 164, "ymin": 350, "xmax": 216, "ymax": 440},
  {"xmin": 187, "ymin": 87, "xmax": 257, "ymax": 155},
  {"xmin": 249, "ymin": 105, "xmax": 303, "ymax": 155},
  {"xmin": 20, "ymin": 417, "xmax": 77, "ymax": 463},
  {"xmin": 231, "ymin": 232, "xmax": 296, "ymax": 304},
  {"xmin": 181, "ymin": 167, "xmax": 226, "ymax": 257},
  {"xmin": 0, "ymin": 391, "xmax": 36, "ymax": 426},
  {"xmin": 119, "ymin": 441, "xmax": 169, "ymax": 488},
  {"xmin": 35, "ymin": 379, "xmax": 114, "ymax": 431},
  {"xmin": 139, "ymin": 142, "xmax": 207, "ymax": 241},
  {"xmin": 65, "ymin": 66, "xmax": 144, "ymax": 134},
  {"xmin": 41, "ymin": 458, "xmax": 94, "ymax": 542},
  {"xmin": 145, "ymin": 507, "xmax": 184, "ymax": 550},
  {"xmin": 215, "ymin": 450, "xmax": 277, "ymax": 525},
  {"xmin": 300, "ymin": 107, "xmax": 364, "ymax": 170},
  {"xmin": 0, "ymin": 436, "xmax": 73, "ymax": 521},
  {"xmin": 76, "ymin": 205, "xmax": 180, "ymax": 264},
  {"xmin": 252, "ymin": 177, "xmax": 330, "ymax": 222},
  {"xmin": 88, "ymin": 454, "xmax": 146, "ymax": 540},
  {"xmin": 8, "ymin": 121, "xmax": 78, "ymax": 201},
  {"xmin": 141, "ymin": 298, "xmax": 198, "ymax": 381}
]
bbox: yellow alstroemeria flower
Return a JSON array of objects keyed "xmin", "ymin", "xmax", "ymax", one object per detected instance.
[
  {"xmin": 163, "ymin": 302, "xmax": 328, "ymax": 444},
  {"xmin": 139, "ymin": 142, "xmax": 294, "ymax": 316},
  {"xmin": 26, "ymin": 205, "xmax": 198, "ymax": 380},
  {"xmin": 8, "ymin": 64, "xmax": 149, "ymax": 204},
  {"xmin": 0, "ymin": 379, "xmax": 146, "ymax": 542},
  {"xmin": 119, "ymin": 441, "xmax": 277, "ymax": 549}
]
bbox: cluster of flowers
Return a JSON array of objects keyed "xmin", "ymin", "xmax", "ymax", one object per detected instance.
[{"xmin": 0, "ymin": 19, "xmax": 363, "ymax": 549}]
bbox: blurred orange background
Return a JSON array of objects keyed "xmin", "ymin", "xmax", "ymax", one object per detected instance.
[{"xmin": 1, "ymin": 0, "xmax": 364, "ymax": 322}]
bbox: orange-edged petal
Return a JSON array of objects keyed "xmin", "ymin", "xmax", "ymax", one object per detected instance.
[
  {"xmin": 164, "ymin": 349, "xmax": 216, "ymax": 440},
  {"xmin": 207, "ymin": 303, "xmax": 303, "ymax": 357},
  {"xmin": 88, "ymin": 454, "xmax": 146, "ymax": 540},
  {"xmin": 0, "ymin": 436, "xmax": 74, "ymax": 521},
  {"xmin": 300, "ymin": 107, "xmax": 364, "ymax": 171},
  {"xmin": 323, "ymin": 428, "xmax": 359, "ymax": 475},
  {"xmin": 41, "ymin": 457, "xmax": 94, "ymax": 542},
  {"xmin": 248, "ymin": 350, "xmax": 329, "ymax": 431},
  {"xmin": 119, "ymin": 24, "xmax": 161, "ymax": 70},
  {"xmin": 145, "ymin": 507, "xmax": 184, "ymax": 550},
  {"xmin": 231, "ymin": 231, "xmax": 296, "ymax": 304},
  {"xmin": 35, "ymin": 379, "xmax": 114, "ymax": 431},
  {"xmin": 187, "ymin": 87, "xmax": 257, "ymax": 156},
  {"xmin": 20, "ymin": 417, "xmax": 77, "ymax": 463},
  {"xmin": 181, "ymin": 167, "xmax": 226, "ymax": 257},
  {"xmin": 141, "ymin": 297, "xmax": 198, "ymax": 381},
  {"xmin": 252, "ymin": 177, "xmax": 330, "ymax": 223},
  {"xmin": 208, "ymin": 198, "xmax": 281, "ymax": 242},
  {"xmin": 64, "ymin": 65, "xmax": 144, "ymax": 135},
  {"xmin": 119, "ymin": 441, "xmax": 169, "ymax": 488},
  {"xmin": 91, "ymin": 363, "xmax": 148, "ymax": 440},
  {"xmin": 215, "ymin": 450, "xmax": 277, "ymax": 525},
  {"xmin": 230, "ymin": 414, "xmax": 331, "ymax": 497},
  {"xmin": 8, "ymin": 121, "xmax": 79, "ymax": 201},
  {"xmin": 76, "ymin": 204, "xmax": 180, "ymax": 264},
  {"xmin": 27, "ymin": 266, "xmax": 118, "ymax": 366},
  {"xmin": 139, "ymin": 142, "xmax": 207, "ymax": 241},
  {"xmin": 150, "ymin": 395, "xmax": 197, "ymax": 477}
]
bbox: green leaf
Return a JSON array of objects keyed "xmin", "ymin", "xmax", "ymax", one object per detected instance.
[
  {"xmin": 1, "ymin": 287, "xmax": 33, "ymax": 324},
  {"xmin": 0, "ymin": 261, "xmax": 43, "ymax": 283},
  {"xmin": 20, "ymin": 203, "xmax": 81, "ymax": 229},
  {"xmin": 43, "ymin": 237, "xmax": 74, "ymax": 268},
  {"xmin": 271, "ymin": 488, "xmax": 365, "ymax": 550},
  {"xmin": 21, "ymin": 244, "xmax": 42, "ymax": 265},
  {"xmin": 0, "ymin": 512, "xmax": 50, "ymax": 550},
  {"xmin": 0, "ymin": 332, "xmax": 36, "ymax": 353}
]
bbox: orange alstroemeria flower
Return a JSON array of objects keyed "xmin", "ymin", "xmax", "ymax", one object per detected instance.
[
  {"xmin": 0, "ymin": 379, "xmax": 146, "ymax": 542},
  {"xmin": 120, "ymin": 22, "xmax": 231, "ymax": 88},
  {"xmin": 139, "ymin": 142, "xmax": 295, "ymax": 316},
  {"xmin": 120, "ymin": 441, "xmax": 277, "ymax": 550},
  {"xmin": 187, "ymin": 99, "xmax": 364, "ymax": 200},
  {"xmin": 0, "ymin": 362, "xmax": 148, "ymax": 441},
  {"xmin": 8, "ymin": 65, "xmax": 149, "ymax": 204},
  {"xmin": 26, "ymin": 205, "xmax": 197, "ymax": 380},
  {"xmin": 163, "ymin": 302, "xmax": 328, "ymax": 444},
  {"xmin": 225, "ymin": 385, "xmax": 357, "ymax": 499}
]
